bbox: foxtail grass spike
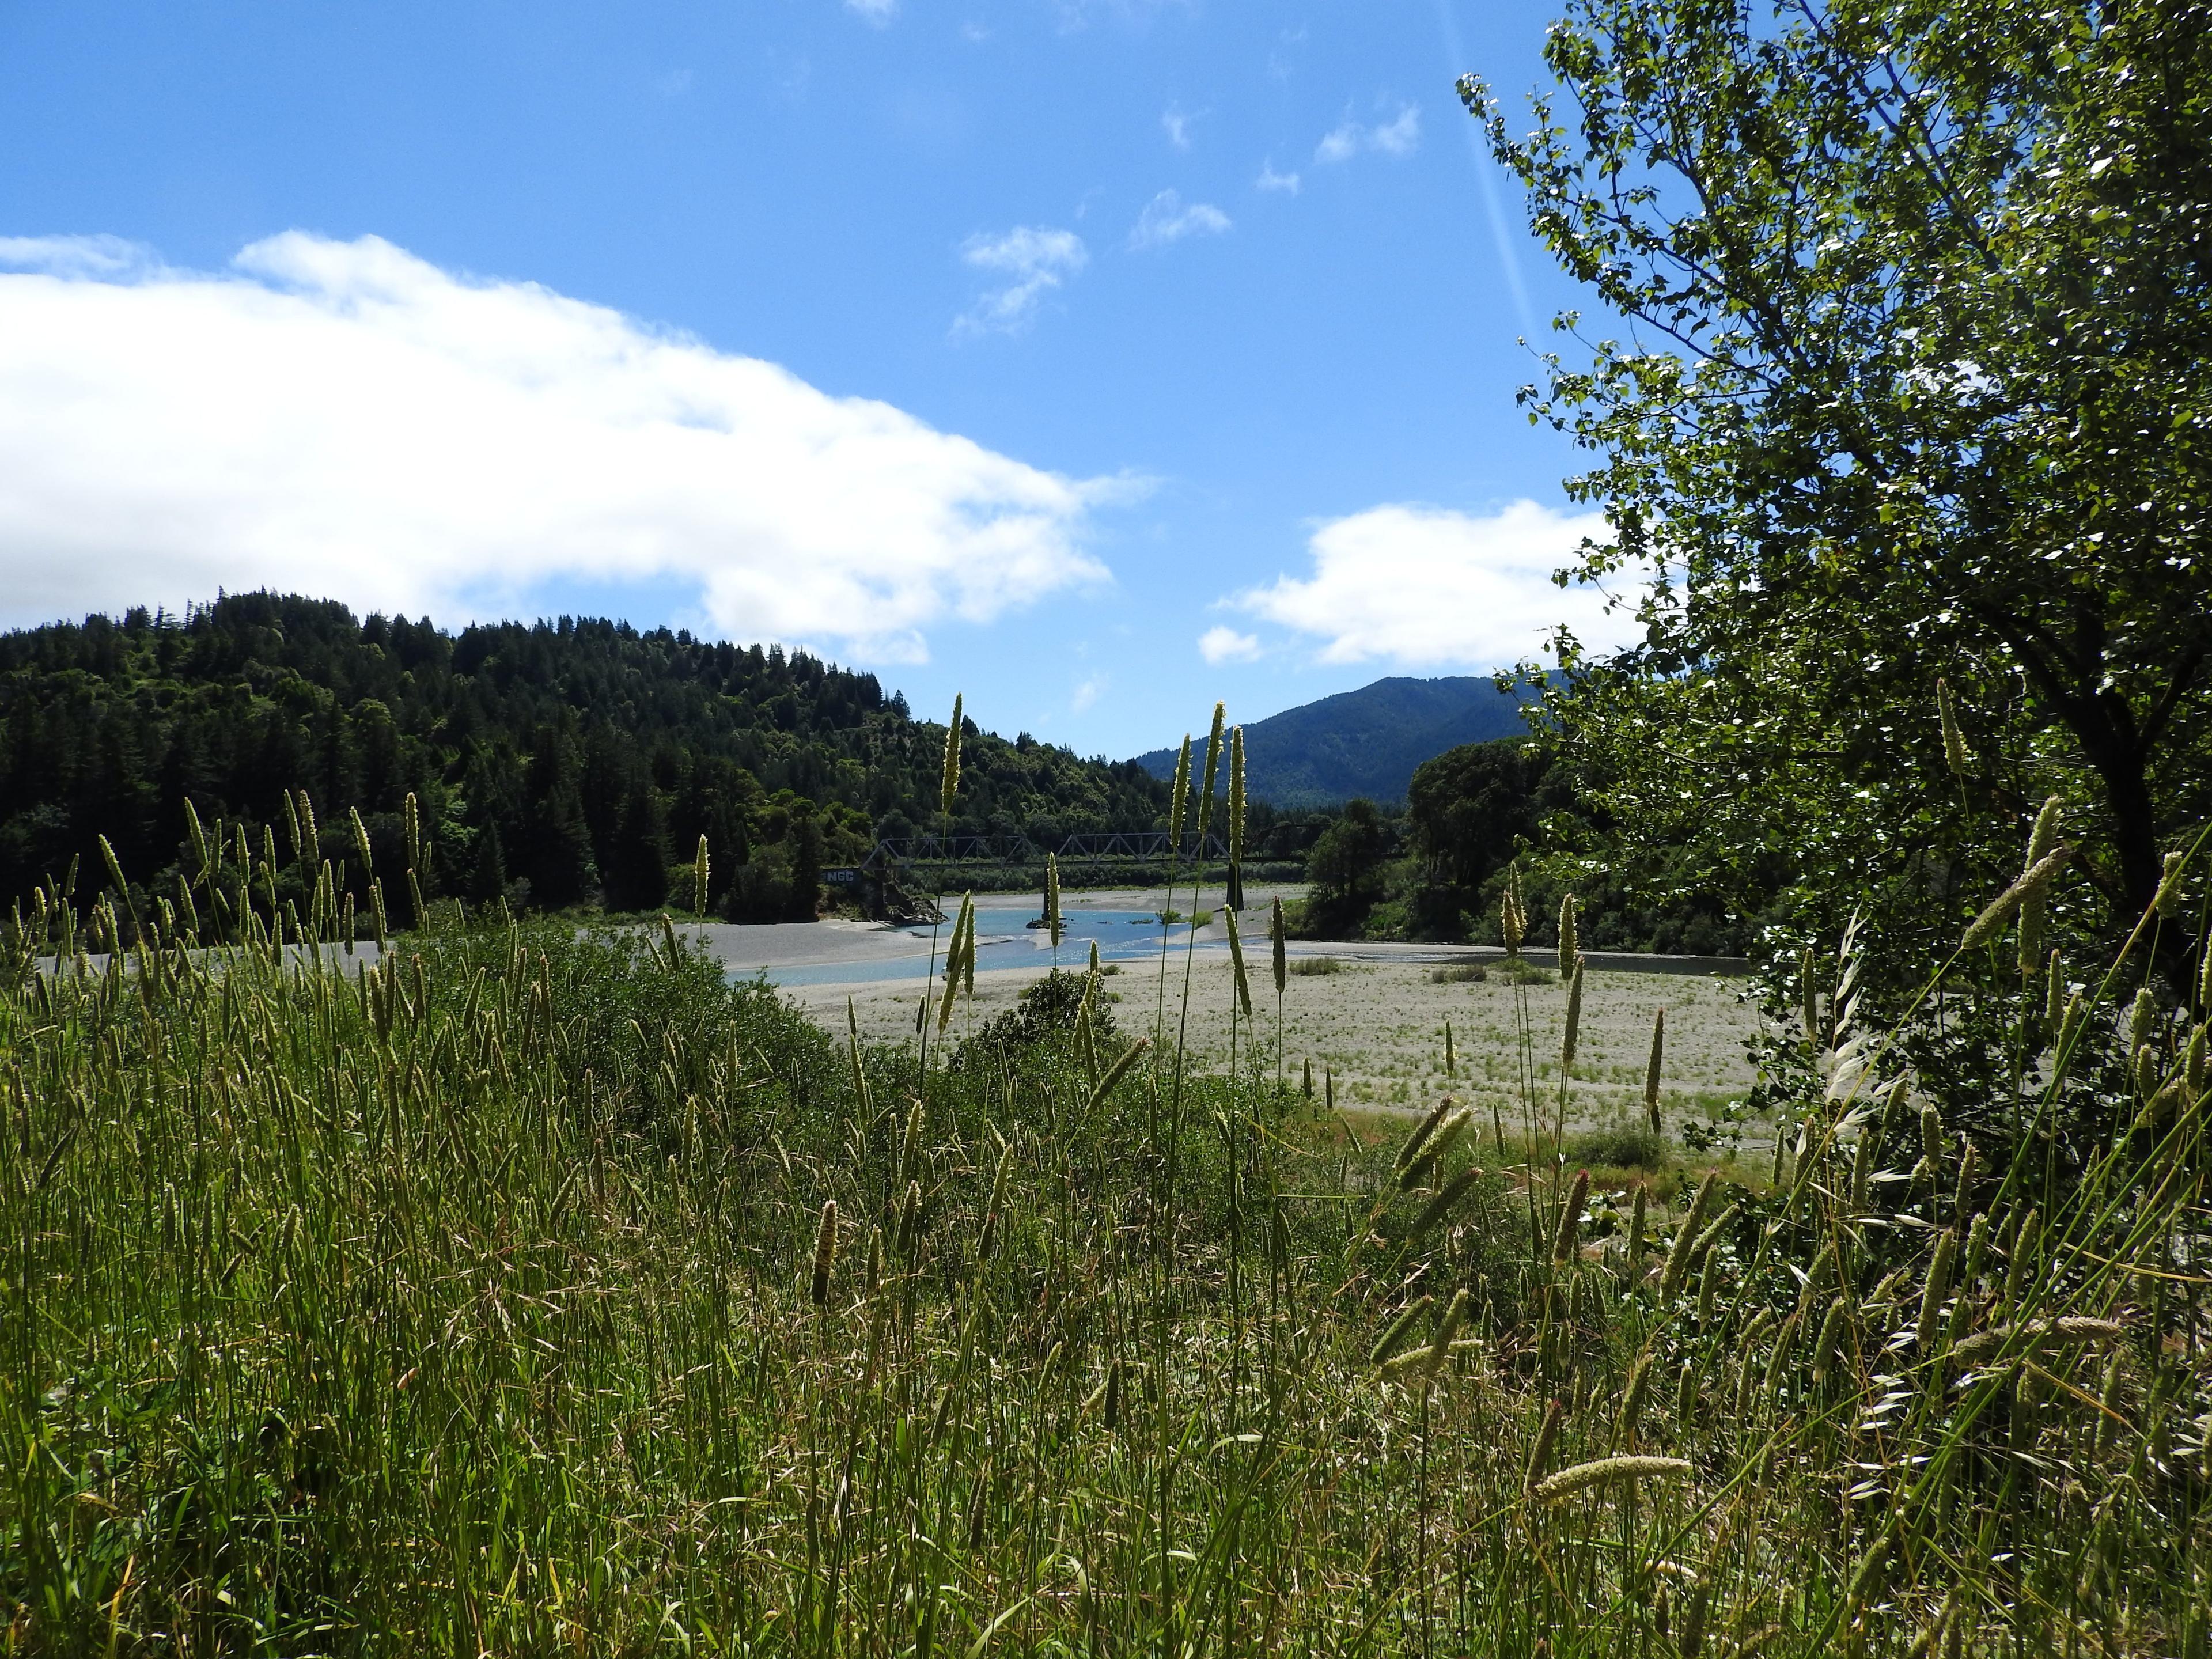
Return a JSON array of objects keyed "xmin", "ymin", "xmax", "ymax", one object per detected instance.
[
  {"xmin": 1196, "ymin": 702, "xmax": 1225, "ymax": 842},
  {"xmin": 2156, "ymin": 849, "xmax": 2186, "ymax": 919},
  {"xmin": 1444, "ymin": 1020, "xmax": 1455, "ymax": 1077},
  {"xmin": 1963, "ymin": 843, "xmax": 2074, "ymax": 952},
  {"xmin": 1557, "ymin": 893, "xmax": 1578, "ymax": 975},
  {"xmin": 1087, "ymin": 1039, "xmax": 1149, "ymax": 1115},
  {"xmin": 694, "ymin": 835, "xmax": 710, "ymax": 916},
  {"xmin": 1554, "ymin": 1168, "xmax": 1590, "ymax": 1265},
  {"xmin": 1916, "ymin": 1229, "xmax": 1955, "ymax": 1354},
  {"xmin": 1643, "ymin": 1009, "xmax": 1665, "ymax": 1134},
  {"xmin": 1168, "ymin": 736, "xmax": 1191, "ymax": 852},
  {"xmin": 810, "ymin": 1199, "xmax": 838, "ymax": 1306},
  {"xmin": 1369, "ymin": 1293, "xmax": 1435, "ymax": 1366},
  {"xmin": 1395, "ymin": 1097, "xmax": 1457, "ymax": 1176},
  {"xmin": 1525, "ymin": 1398, "xmax": 1565, "ymax": 1493},
  {"xmin": 1410, "ymin": 1168, "xmax": 1479, "ymax": 1238},
  {"xmin": 1937, "ymin": 677, "xmax": 1969, "ymax": 777},
  {"xmin": 1271, "ymin": 896, "xmax": 1287, "ymax": 995},
  {"xmin": 1418, "ymin": 1288, "xmax": 1469, "ymax": 1387},
  {"xmin": 1227, "ymin": 725, "xmax": 1245, "ymax": 869},
  {"xmin": 1658, "ymin": 1172, "xmax": 1720, "ymax": 1300},
  {"xmin": 1044, "ymin": 855, "xmax": 1062, "ymax": 947},
  {"xmin": 940, "ymin": 694, "xmax": 964, "ymax": 819},
  {"xmin": 1225, "ymin": 907, "xmax": 1252, "ymax": 1020},
  {"xmin": 1561, "ymin": 956, "xmax": 1584, "ymax": 1075},
  {"xmin": 1533, "ymin": 1455, "xmax": 1690, "ymax": 1502}
]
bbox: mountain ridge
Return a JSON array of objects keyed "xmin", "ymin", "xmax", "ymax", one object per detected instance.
[{"xmin": 1133, "ymin": 675, "xmax": 1541, "ymax": 808}]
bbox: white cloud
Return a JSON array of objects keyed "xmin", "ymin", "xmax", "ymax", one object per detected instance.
[
  {"xmin": 1316, "ymin": 103, "xmax": 1422, "ymax": 164},
  {"xmin": 0, "ymin": 233, "xmax": 1113, "ymax": 663},
  {"xmin": 1370, "ymin": 104, "xmax": 1421, "ymax": 156},
  {"xmin": 845, "ymin": 0, "xmax": 898, "ymax": 24},
  {"xmin": 1071, "ymin": 673, "xmax": 1106, "ymax": 713},
  {"xmin": 1255, "ymin": 160, "xmax": 1301, "ymax": 194},
  {"xmin": 957, "ymin": 226, "xmax": 1087, "ymax": 333},
  {"xmin": 1230, "ymin": 501, "xmax": 1637, "ymax": 668},
  {"xmin": 1198, "ymin": 626, "xmax": 1260, "ymax": 664},
  {"xmin": 1127, "ymin": 190, "xmax": 1230, "ymax": 251},
  {"xmin": 1161, "ymin": 104, "xmax": 1191, "ymax": 149}
]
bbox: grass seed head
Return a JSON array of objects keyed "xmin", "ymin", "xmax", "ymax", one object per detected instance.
[
  {"xmin": 1533, "ymin": 1455, "xmax": 1691, "ymax": 1502},
  {"xmin": 1813, "ymin": 1296, "xmax": 1850, "ymax": 1386},
  {"xmin": 1410, "ymin": 1166, "xmax": 1481, "ymax": 1238},
  {"xmin": 1557, "ymin": 892, "xmax": 1578, "ymax": 975},
  {"xmin": 1555, "ymin": 1168, "xmax": 1590, "ymax": 1265},
  {"xmin": 1618, "ymin": 1349, "xmax": 1653, "ymax": 1442},
  {"xmin": 1196, "ymin": 703, "xmax": 1225, "ymax": 841},
  {"xmin": 1659, "ymin": 1172, "xmax": 1721, "ymax": 1300},
  {"xmin": 1395, "ymin": 1097, "xmax": 1458, "ymax": 1177},
  {"xmin": 1419, "ymin": 1288, "xmax": 1469, "ymax": 1385},
  {"xmin": 1525, "ymin": 1397, "xmax": 1566, "ymax": 1492},
  {"xmin": 2130, "ymin": 986, "xmax": 2157, "ymax": 1053},
  {"xmin": 1561, "ymin": 957, "xmax": 1585, "ymax": 1075},
  {"xmin": 1644, "ymin": 1009, "xmax": 1665, "ymax": 1134},
  {"xmin": 1225, "ymin": 907, "xmax": 1252, "ymax": 1020},
  {"xmin": 1917, "ymin": 1228, "xmax": 1955, "ymax": 1353},
  {"xmin": 1937, "ymin": 676, "xmax": 1969, "ymax": 777},
  {"xmin": 1369, "ymin": 1293, "xmax": 1435, "ymax": 1366},
  {"xmin": 1227, "ymin": 725, "xmax": 1246, "ymax": 868},
  {"xmin": 940, "ymin": 694, "xmax": 964, "ymax": 819},
  {"xmin": 2156, "ymin": 849, "xmax": 2187, "ymax": 919},
  {"xmin": 810, "ymin": 1199, "xmax": 838, "ymax": 1306},
  {"xmin": 1271, "ymin": 896, "xmax": 1287, "ymax": 995},
  {"xmin": 1168, "ymin": 736, "xmax": 1191, "ymax": 850}
]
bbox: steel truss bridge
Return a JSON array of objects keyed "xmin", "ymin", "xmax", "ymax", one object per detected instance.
[{"xmin": 857, "ymin": 830, "xmax": 1228, "ymax": 873}]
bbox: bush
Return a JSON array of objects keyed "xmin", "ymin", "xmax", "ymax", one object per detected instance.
[{"xmin": 1565, "ymin": 1122, "xmax": 1668, "ymax": 1171}]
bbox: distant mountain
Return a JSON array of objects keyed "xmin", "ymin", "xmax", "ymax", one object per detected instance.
[{"xmin": 1134, "ymin": 676, "xmax": 1541, "ymax": 808}]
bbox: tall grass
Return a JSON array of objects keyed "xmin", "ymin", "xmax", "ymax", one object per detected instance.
[{"xmin": 1, "ymin": 783, "xmax": 2207, "ymax": 1654}]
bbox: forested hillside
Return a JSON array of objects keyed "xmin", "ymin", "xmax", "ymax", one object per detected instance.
[{"xmin": 0, "ymin": 592, "xmax": 1165, "ymax": 922}]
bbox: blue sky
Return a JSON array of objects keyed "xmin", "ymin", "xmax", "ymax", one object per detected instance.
[{"xmin": 0, "ymin": 1, "xmax": 1632, "ymax": 759}]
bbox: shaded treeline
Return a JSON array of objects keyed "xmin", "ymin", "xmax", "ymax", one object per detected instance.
[
  {"xmin": 0, "ymin": 592, "xmax": 1167, "ymax": 923},
  {"xmin": 1298, "ymin": 737, "xmax": 1753, "ymax": 954}
]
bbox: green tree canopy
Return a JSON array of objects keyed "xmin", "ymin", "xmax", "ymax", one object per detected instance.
[{"xmin": 1466, "ymin": 0, "xmax": 2212, "ymax": 991}]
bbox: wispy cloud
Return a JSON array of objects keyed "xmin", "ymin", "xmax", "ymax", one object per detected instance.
[
  {"xmin": 1255, "ymin": 160, "xmax": 1301, "ymax": 195},
  {"xmin": 1316, "ymin": 102, "xmax": 1421, "ymax": 164},
  {"xmin": 0, "ymin": 233, "xmax": 1114, "ymax": 663},
  {"xmin": 1072, "ymin": 673, "xmax": 1107, "ymax": 713},
  {"xmin": 1198, "ymin": 626, "xmax": 1260, "ymax": 665},
  {"xmin": 957, "ymin": 226, "xmax": 1088, "ymax": 333},
  {"xmin": 844, "ymin": 0, "xmax": 899, "ymax": 25},
  {"xmin": 1229, "ymin": 501, "xmax": 1636, "ymax": 668},
  {"xmin": 1127, "ymin": 190, "xmax": 1230, "ymax": 251},
  {"xmin": 1161, "ymin": 104, "xmax": 1192, "ymax": 149}
]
